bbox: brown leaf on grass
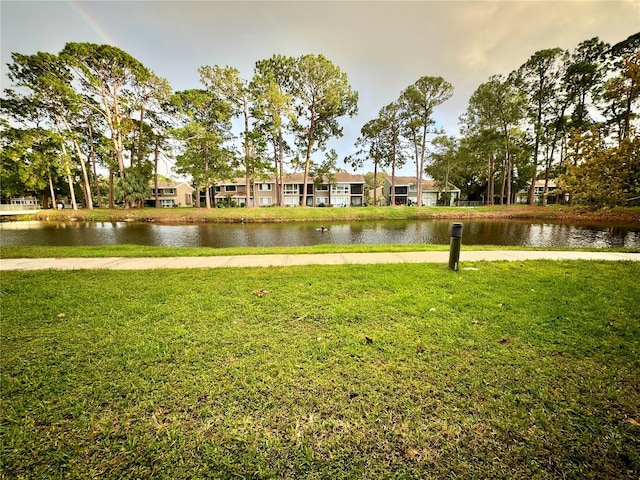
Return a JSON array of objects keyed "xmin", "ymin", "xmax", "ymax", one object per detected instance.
[
  {"xmin": 406, "ymin": 448, "xmax": 422, "ymax": 460},
  {"xmin": 627, "ymin": 417, "xmax": 640, "ymax": 427},
  {"xmin": 499, "ymin": 338, "xmax": 510, "ymax": 344},
  {"xmin": 471, "ymin": 318, "xmax": 480, "ymax": 325},
  {"xmin": 57, "ymin": 313, "xmax": 66, "ymax": 318},
  {"xmin": 253, "ymin": 289, "xmax": 269, "ymax": 297},
  {"xmin": 365, "ymin": 336, "xmax": 373, "ymax": 344}
]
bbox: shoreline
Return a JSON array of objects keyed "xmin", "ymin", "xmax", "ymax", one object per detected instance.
[{"xmin": 5, "ymin": 205, "xmax": 640, "ymax": 225}]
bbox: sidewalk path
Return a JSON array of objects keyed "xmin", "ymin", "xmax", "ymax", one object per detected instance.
[{"xmin": 1, "ymin": 251, "xmax": 638, "ymax": 271}]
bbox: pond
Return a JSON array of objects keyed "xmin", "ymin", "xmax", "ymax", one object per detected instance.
[{"xmin": 1, "ymin": 219, "xmax": 639, "ymax": 248}]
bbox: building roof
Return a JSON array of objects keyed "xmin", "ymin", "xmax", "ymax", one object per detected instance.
[
  {"xmin": 214, "ymin": 191, "xmax": 246, "ymax": 199},
  {"xmin": 387, "ymin": 176, "xmax": 460, "ymax": 192},
  {"xmin": 280, "ymin": 172, "xmax": 365, "ymax": 184},
  {"xmin": 153, "ymin": 181, "xmax": 194, "ymax": 191},
  {"xmin": 517, "ymin": 179, "xmax": 559, "ymax": 194},
  {"xmin": 217, "ymin": 172, "xmax": 365, "ymax": 185},
  {"xmin": 327, "ymin": 172, "xmax": 365, "ymax": 183},
  {"xmin": 533, "ymin": 179, "xmax": 557, "ymax": 188}
]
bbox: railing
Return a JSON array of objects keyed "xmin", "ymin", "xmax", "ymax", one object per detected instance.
[
  {"xmin": 0, "ymin": 204, "xmax": 42, "ymax": 211},
  {"xmin": 0, "ymin": 204, "xmax": 42, "ymax": 215}
]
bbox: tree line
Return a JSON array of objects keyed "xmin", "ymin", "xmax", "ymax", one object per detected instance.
[
  {"xmin": 425, "ymin": 34, "xmax": 638, "ymax": 207},
  {"xmin": 1, "ymin": 46, "xmax": 358, "ymax": 209},
  {"xmin": 353, "ymin": 33, "xmax": 638, "ymax": 207},
  {"xmin": 1, "ymin": 33, "xmax": 638, "ymax": 209}
]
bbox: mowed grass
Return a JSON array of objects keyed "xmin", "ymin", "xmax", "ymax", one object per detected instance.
[
  {"xmin": 1, "ymin": 261, "xmax": 639, "ymax": 479},
  {"xmin": 25, "ymin": 205, "xmax": 531, "ymax": 223},
  {"xmin": 2, "ymin": 244, "xmax": 638, "ymax": 259},
  {"xmin": 0, "ymin": 243, "xmax": 452, "ymax": 259},
  {"xmin": 24, "ymin": 204, "xmax": 640, "ymax": 224}
]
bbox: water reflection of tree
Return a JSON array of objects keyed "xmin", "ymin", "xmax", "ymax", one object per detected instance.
[{"xmin": 1, "ymin": 220, "xmax": 639, "ymax": 248}]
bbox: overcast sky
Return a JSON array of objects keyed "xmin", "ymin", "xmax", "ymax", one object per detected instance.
[{"xmin": 2, "ymin": 0, "xmax": 638, "ymax": 176}]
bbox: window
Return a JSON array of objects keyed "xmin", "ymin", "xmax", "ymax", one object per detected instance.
[
  {"xmin": 331, "ymin": 183, "xmax": 350, "ymax": 195},
  {"xmin": 284, "ymin": 184, "xmax": 299, "ymax": 195},
  {"xmin": 160, "ymin": 199, "xmax": 175, "ymax": 208},
  {"xmin": 162, "ymin": 188, "xmax": 175, "ymax": 195},
  {"xmin": 316, "ymin": 184, "xmax": 329, "ymax": 191},
  {"xmin": 331, "ymin": 196, "xmax": 349, "ymax": 207},
  {"xmin": 395, "ymin": 186, "xmax": 408, "ymax": 195},
  {"xmin": 316, "ymin": 197, "xmax": 329, "ymax": 205},
  {"xmin": 284, "ymin": 197, "xmax": 298, "ymax": 206},
  {"xmin": 259, "ymin": 197, "xmax": 272, "ymax": 206},
  {"xmin": 409, "ymin": 184, "xmax": 417, "ymax": 192},
  {"xmin": 259, "ymin": 183, "xmax": 272, "ymax": 191},
  {"xmin": 225, "ymin": 185, "xmax": 237, "ymax": 192}
]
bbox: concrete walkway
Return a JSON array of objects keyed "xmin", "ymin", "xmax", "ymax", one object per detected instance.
[{"xmin": 1, "ymin": 251, "xmax": 638, "ymax": 271}]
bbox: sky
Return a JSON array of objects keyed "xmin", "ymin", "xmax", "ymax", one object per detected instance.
[{"xmin": 1, "ymin": 0, "xmax": 639, "ymax": 177}]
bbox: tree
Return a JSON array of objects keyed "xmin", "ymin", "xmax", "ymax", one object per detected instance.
[
  {"xmin": 453, "ymin": 135, "xmax": 496, "ymax": 202},
  {"xmin": 0, "ymin": 124, "xmax": 63, "ymax": 206},
  {"xmin": 462, "ymin": 76, "xmax": 526, "ymax": 205},
  {"xmin": 347, "ymin": 117, "xmax": 388, "ymax": 206},
  {"xmin": 399, "ymin": 76, "xmax": 453, "ymax": 206},
  {"xmin": 457, "ymin": 127, "xmax": 503, "ymax": 204},
  {"xmin": 72, "ymin": 100, "xmax": 109, "ymax": 207},
  {"xmin": 170, "ymin": 89, "xmax": 235, "ymax": 208},
  {"xmin": 118, "ymin": 167, "xmax": 151, "ymax": 208},
  {"xmin": 513, "ymin": 48, "xmax": 568, "ymax": 204},
  {"xmin": 61, "ymin": 42, "xmax": 151, "ymax": 208},
  {"xmin": 130, "ymin": 71, "xmax": 171, "ymax": 167},
  {"xmin": 349, "ymin": 102, "xmax": 406, "ymax": 206},
  {"xmin": 363, "ymin": 171, "xmax": 387, "ymax": 205},
  {"xmin": 251, "ymin": 55, "xmax": 296, "ymax": 206},
  {"xmin": 200, "ymin": 65, "xmax": 262, "ymax": 208},
  {"xmin": 559, "ymin": 128, "xmax": 639, "ymax": 207},
  {"xmin": 5, "ymin": 51, "xmax": 95, "ymax": 209},
  {"xmin": 292, "ymin": 54, "xmax": 358, "ymax": 206},
  {"xmin": 560, "ymin": 38, "xmax": 609, "ymax": 205},
  {"xmin": 602, "ymin": 35, "xmax": 640, "ymax": 142},
  {"xmin": 426, "ymin": 135, "xmax": 459, "ymax": 203},
  {"xmin": 378, "ymin": 101, "xmax": 405, "ymax": 206},
  {"xmin": 563, "ymin": 37, "xmax": 608, "ymax": 132}
]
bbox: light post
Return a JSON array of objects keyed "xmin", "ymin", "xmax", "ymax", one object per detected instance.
[{"xmin": 448, "ymin": 223, "xmax": 463, "ymax": 271}]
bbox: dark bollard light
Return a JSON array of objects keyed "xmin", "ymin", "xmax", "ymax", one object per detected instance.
[{"xmin": 448, "ymin": 222, "xmax": 463, "ymax": 271}]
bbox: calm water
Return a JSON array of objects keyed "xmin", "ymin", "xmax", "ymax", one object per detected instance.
[{"xmin": 1, "ymin": 219, "xmax": 639, "ymax": 248}]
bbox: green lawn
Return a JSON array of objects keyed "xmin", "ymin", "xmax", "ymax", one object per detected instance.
[
  {"xmin": 0, "ymin": 243, "xmax": 451, "ymax": 259},
  {"xmin": 1, "ymin": 261, "xmax": 639, "ymax": 478},
  {"xmin": 2, "ymin": 244, "xmax": 638, "ymax": 259},
  {"xmin": 21, "ymin": 204, "xmax": 640, "ymax": 225}
]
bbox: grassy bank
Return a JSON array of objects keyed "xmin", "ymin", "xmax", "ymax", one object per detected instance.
[
  {"xmin": 1, "ymin": 244, "xmax": 638, "ymax": 259},
  {"xmin": 1, "ymin": 244, "xmax": 451, "ymax": 259},
  {"xmin": 2, "ymin": 261, "xmax": 639, "ymax": 478},
  {"xmin": 16, "ymin": 205, "xmax": 640, "ymax": 225}
]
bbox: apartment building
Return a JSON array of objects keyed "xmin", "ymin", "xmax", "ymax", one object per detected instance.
[
  {"xmin": 516, "ymin": 180, "xmax": 562, "ymax": 204},
  {"xmin": 147, "ymin": 181, "xmax": 195, "ymax": 207},
  {"xmin": 383, "ymin": 176, "xmax": 461, "ymax": 206},
  {"xmin": 211, "ymin": 172, "xmax": 366, "ymax": 207}
]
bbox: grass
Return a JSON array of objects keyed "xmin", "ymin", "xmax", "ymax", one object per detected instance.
[
  {"xmin": 18, "ymin": 205, "xmax": 640, "ymax": 224},
  {"xmin": 1, "ymin": 261, "xmax": 639, "ymax": 478},
  {"xmin": 5, "ymin": 243, "xmax": 639, "ymax": 259},
  {"xmin": 0, "ymin": 243, "xmax": 451, "ymax": 259}
]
